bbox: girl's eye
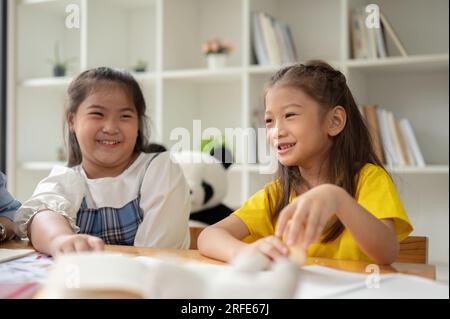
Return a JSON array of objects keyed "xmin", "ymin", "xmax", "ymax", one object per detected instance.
[
  {"xmin": 286, "ymin": 113, "xmax": 297, "ymax": 118},
  {"xmin": 121, "ymin": 114, "xmax": 133, "ymax": 119},
  {"xmin": 89, "ymin": 112, "xmax": 103, "ymax": 117}
]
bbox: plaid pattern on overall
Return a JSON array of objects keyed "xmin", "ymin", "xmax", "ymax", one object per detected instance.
[
  {"xmin": 75, "ymin": 153, "xmax": 161, "ymax": 245},
  {"xmin": 76, "ymin": 196, "xmax": 143, "ymax": 245}
]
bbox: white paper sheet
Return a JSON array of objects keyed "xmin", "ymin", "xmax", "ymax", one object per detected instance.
[
  {"xmin": 295, "ymin": 265, "xmax": 449, "ymax": 299},
  {"xmin": 0, "ymin": 249, "xmax": 35, "ymax": 263}
]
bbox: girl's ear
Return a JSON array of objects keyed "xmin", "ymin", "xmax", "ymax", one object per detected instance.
[
  {"xmin": 327, "ymin": 105, "xmax": 346, "ymax": 137},
  {"xmin": 67, "ymin": 112, "xmax": 76, "ymax": 132}
]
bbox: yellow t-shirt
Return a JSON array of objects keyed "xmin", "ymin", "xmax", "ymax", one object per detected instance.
[{"xmin": 232, "ymin": 163, "xmax": 413, "ymax": 262}]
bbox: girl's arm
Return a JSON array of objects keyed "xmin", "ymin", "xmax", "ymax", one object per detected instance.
[
  {"xmin": 277, "ymin": 184, "xmax": 399, "ymax": 264},
  {"xmin": 198, "ymin": 215, "xmax": 289, "ymax": 262},
  {"xmin": 336, "ymin": 188, "xmax": 399, "ymax": 264},
  {"xmin": 198, "ymin": 215, "xmax": 252, "ymax": 262},
  {"xmin": 29, "ymin": 210, "xmax": 103, "ymax": 256}
]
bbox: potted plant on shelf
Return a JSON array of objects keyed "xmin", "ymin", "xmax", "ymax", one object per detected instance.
[
  {"xmin": 202, "ymin": 38, "xmax": 234, "ymax": 70},
  {"xmin": 132, "ymin": 59, "xmax": 148, "ymax": 73},
  {"xmin": 47, "ymin": 41, "xmax": 75, "ymax": 77}
]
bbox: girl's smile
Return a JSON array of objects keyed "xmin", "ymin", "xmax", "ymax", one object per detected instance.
[
  {"xmin": 276, "ymin": 142, "xmax": 297, "ymax": 155},
  {"xmin": 96, "ymin": 136, "xmax": 123, "ymax": 148}
]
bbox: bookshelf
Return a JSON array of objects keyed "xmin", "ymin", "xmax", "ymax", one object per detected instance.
[{"xmin": 7, "ymin": 0, "xmax": 449, "ymax": 280}]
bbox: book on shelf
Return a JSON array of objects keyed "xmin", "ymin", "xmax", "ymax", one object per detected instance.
[
  {"xmin": 251, "ymin": 12, "xmax": 298, "ymax": 65},
  {"xmin": 259, "ymin": 12, "xmax": 282, "ymax": 65},
  {"xmin": 367, "ymin": 22, "xmax": 378, "ymax": 59},
  {"xmin": 374, "ymin": 19, "xmax": 388, "ymax": 58},
  {"xmin": 387, "ymin": 111, "xmax": 406, "ymax": 166},
  {"xmin": 364, "ymin": 106, "xmax": 424, "ymax": 168},
  {"xmin": 350, "ymin": 9, "xmax": 367, "ymax": 59},
  {"xmin": 394, "ymin": 118, "xmax": 412, "ymax": 166},
  {"xmin": 251, "ymin": 12, "xmax": 270, "ymax": 65},
  {"xmin": 376, "ymin": 108, "xmax": 397, "ymax": 166},
  {"xmin": 350, "ymin": 7, "xmax": 407, "ymax": 59},
  {"xmin": 399, "ymin": 118, "xmax": 426, "ymax": 167}
]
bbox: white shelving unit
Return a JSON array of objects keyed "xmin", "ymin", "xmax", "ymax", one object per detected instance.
[{"xmin": 7, "ymin": 0, "xmax": 449, "ymax": 280}]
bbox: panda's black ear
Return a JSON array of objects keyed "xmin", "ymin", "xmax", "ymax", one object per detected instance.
[
  {"xmin": 146, "ymin": 143, "xmax": 167, "ymax": 153},
  {"xmin": 210, "ymin": 146, "xmax": 233, "ymax": 170}
]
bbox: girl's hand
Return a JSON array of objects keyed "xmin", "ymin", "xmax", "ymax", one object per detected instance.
[
  {"xmin": 275, "ymin": 184, "xmax": 346, "ymax": 251},
  {"xmin": 50, "ymin": 234, "xmax": 105, "ymax": 256},
  {"xmin": 238, "ymin": 235, "xmax": 289, "ymax": 261}
]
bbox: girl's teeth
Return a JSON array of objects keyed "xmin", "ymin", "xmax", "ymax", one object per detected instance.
[
  {"xmin": 100, "ymin": 141, "xmax": 119, "ymax": 145},
  {"xmin": 279, "ymin": 143, "xmax": 294, "ymax": 150}
]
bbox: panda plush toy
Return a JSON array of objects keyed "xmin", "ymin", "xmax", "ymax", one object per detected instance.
[{"xmin": 149, "ymin": 144, "xmax": 233, "ymax": 225}]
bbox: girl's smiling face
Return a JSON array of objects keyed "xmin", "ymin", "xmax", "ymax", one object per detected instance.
[
  {"xmin": 69, "ymin": 83, "xmax": 139, "ymax": 178},
  {"xmin": 265, "ymin": 86, "xmax": 332, "ymax": 168}
]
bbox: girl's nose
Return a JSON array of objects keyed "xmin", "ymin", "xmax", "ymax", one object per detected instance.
[
  {"xmin": 102, "ymin": 119, "xmax": 120, "ymax": 134},
  {"xmin": 267, "ymin": 126, "xmax": 287, "ymax": 144},
  {"xmin": 274, "ymin": 123, "xmax": 288, "ymax": 138}
]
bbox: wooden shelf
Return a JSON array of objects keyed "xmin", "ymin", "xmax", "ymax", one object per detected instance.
[
  {"xmin": 388, "ymin": 165, "xmax": 449, "ymax": 174},
  {"xmin": 20, "ymin": 0, "xmax": 60, "ymax": 6},
  {"xmin": 248, "ymin": 60, "xmax": 342, "ymax": 75},
  {"xmin": 345, "ymin": 54, "xmax": 449, "ymax": 73},
  {"xmin": 162, "ymin": 68, "xmax": 242, "ymax": 83},
  {"xmin": 19, "ymin": 77, "xmax": 72, "ymax": 88}
]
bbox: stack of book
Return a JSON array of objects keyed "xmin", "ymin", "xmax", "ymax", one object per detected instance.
[
  {"xmin": 251, "ymin": 12, "xmax": 298, "ymax": 66},
  {"xmin": 361, "ymin": 105, "xmax": 425, "ymax": 168},
  {"xmin": 350, "ymin": 7, "xmax": 408, "ymax": 59}
]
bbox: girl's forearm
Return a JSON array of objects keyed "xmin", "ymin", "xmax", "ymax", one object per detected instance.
[
  {"xmin": 198, "ymin": 226, "xmax": 247, "ymax": 262},
  {"xmin": 28, "ymin": 210, "xmax": 75, "ymax": 255},
  {"xmin": 336, "ymin": 188, "xmax": 399, "ymax": 264}
]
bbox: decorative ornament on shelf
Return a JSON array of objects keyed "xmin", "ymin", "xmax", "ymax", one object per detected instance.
[
  {"xmin": 202, "ymin": 38, "xmax": 234, "ymax": 70},
  {"xmin": 46, "ymin": 41, "xmax": 76, "ymax": 77},
  {"xmin": 132, "ymin": 59, "xmax": 148, "ymax": 73}
]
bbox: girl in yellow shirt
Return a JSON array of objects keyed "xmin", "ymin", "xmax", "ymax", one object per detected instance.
[{"xmin": 198, "ymin": 60, "xmax": 413, "ymax": 264}]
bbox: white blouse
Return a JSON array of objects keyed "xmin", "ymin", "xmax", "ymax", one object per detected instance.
[{"xmin": 15, "ymin": 152, "xmax": 191, "ymax": 249}]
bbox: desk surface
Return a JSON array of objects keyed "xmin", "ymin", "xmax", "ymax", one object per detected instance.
[{"xmin": 1, "ymin": 239, "xmax": 435, "ymax": 280}]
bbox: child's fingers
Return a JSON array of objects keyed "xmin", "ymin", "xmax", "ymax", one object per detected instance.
[
  {"xmin": 73, "ymin": 238, "xmax": 91, "ymax": 252},
  {"xmin": 311, "ymin": 215, "xmax": 328, "ymax": 245},
  {"xmin": 285, "ymin": 201, "xmax": 307, "ymax": 245},
  {"xmin": 88, "ymin": 236, "xmax": 104, "ymax": 251},
  {"xmin": 266, "ymin": 236, "xmax": 289, "ymax": 255},
  {"xmin": 260, "ymin": 240, "xmax": 284, "ymax": 260},
  {"xmin": 275, "ymin": 201, "xmax": 296, "ymax": 237},
  {"xmin": 61, "ymin": 242, "xmax": 76, "ymax": 254},
  {"xmin": 288, "ymin": 245, "xmax": 307, "ymax": 266},
  {"xmin": 302, "ymin": 205, "xmax": 321, "ymax": 249}
]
